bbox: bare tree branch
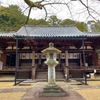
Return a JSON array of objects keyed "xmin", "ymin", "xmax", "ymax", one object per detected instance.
[
  {"xmin": 24, "ymin": 7, "xmax": 32, "ymax": 24},
  {"xmin": 79, "ymin": 0, "xmax": 100, "ymax": 21},
  {"xmin": 43, "ymin": 6, "xmax": 48, "ymax": 20},
  {"xmin": 24, "ymin": 0, "xmax": 72, "ymax": 24}
]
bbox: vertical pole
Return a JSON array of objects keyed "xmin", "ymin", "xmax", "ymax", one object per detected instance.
[
  {"xmin": 14, "ymin": 39, "xmax": 18, "ymax": 85},
  {"xmin": 82, "ymin": 39, "xmax": 87, "ymax": 85}
]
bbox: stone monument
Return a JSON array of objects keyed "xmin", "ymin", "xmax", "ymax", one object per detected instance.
[{"xmin": 39, "ymin": 42, "xmax": 66, "ymax": 97}]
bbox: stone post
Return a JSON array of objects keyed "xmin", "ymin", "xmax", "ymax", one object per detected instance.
[{"xmin": 48, "ymin": 65, "xmax": 56, "ymax": 86}]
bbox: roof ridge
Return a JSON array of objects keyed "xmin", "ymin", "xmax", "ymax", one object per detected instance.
[{"xmin": 23, "ymin": 25, "xmax": 76, "ymax": 27}]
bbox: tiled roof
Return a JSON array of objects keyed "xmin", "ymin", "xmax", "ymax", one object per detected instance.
[
  {"xmin": 85, "ymin": 32, "xmax": 100, "ymax": 37},
  {"xmin": 0, "ymin": 26, "xmax": 100, "ymax": 39},
  {"xmin": 0, "ymin": 32, "xmax": 15, "ymax": 37},
  {"xmin": 15, "ymin": 25, "xmax": 86, "ymax": 37}
]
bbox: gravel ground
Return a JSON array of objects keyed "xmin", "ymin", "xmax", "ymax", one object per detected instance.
[
  {"xmin": 0, "ymin": 81, "xmax": 100, "ymax": 100},
  {"xmin": 0, "ymin": 74, "xmax": 100, "ymax": 100},
  {"xmin": 0, "ymin": 82, "xmax": 31, "ymax": 100},
  {"xmin": 76, "ymin": 89, "xmax": 100, "ymax": 100},
  {"xmin": 87, "ymin": 81, "xmax": 100, "ymax": 85},
  {"xmin": 0, "ymin": 92, "xmax": 26, "ymax": 100}
]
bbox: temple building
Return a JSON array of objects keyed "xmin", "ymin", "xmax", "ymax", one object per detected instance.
[{"xmin": 0, "ymin": 25, "xmax": 100, "ymax": 81}]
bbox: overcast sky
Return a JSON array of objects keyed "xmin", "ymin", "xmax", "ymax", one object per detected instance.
[{"xmin": 0, "ymin": 0, "xmax": 100, "ymax": 22}]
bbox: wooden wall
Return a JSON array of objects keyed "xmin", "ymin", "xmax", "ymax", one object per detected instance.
[{"xmin": 92, "ymin": 53, "xmax": 98, "ymax": 66}]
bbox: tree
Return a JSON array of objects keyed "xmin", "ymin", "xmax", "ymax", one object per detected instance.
[
  {"xmin": 47, "ymin": 15, "xmax": 61, "ymax": 26},
  {"xmin": 0, "ymin": 5, "xmax": 26, "ymax": 31},
  {"xmin": 0, "ymin": 6, "xmax": 10, "ymax": 31},
  {"xmin": 76, "ymin": 22, "xmax": 87, "ymax": 32},
  {"xmin": 94, "ymin": 21, "xmax": 100, "ymax": 32},
  {"xmin": 60, "ymin": 19, "xmax": 75, "ymax": 26},
  {"xmin": 28, "ymin": 18, "xmax": 49, "ymax": 25},
  {"xmin": 60, "ymin": 19, "xmax": 87, "ymax": 32}
]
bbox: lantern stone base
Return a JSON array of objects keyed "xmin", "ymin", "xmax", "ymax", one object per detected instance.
[{"xmin": 39, "ymin": 85, "xmax": 66, "ymax": 97}]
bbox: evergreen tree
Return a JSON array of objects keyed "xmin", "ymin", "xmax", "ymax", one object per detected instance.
[{"xmin": 0, "ymin": 5, "xmax": 26, "ymax": 32}]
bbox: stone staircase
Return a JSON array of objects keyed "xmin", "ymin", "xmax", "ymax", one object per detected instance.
[
  {"xmin": 56, "ymin": 71, "xmax": 65, "ymax": 81},
  {"xmin": 35, "ymin": 70, "xmax": 65, "ymax": 81},
  {"xmin": 36, "ymin": 72, "xmax": 48, "ymax": 81}
]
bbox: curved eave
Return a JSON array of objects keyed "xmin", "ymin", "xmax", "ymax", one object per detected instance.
[
  {"xmin": 86, "ymin": 36, "xmax": 100, "ymax": 38},
  {"xmin": 85, "ymin": 32, "xmax": 100, "ymax": 37},
  {"xmin": 0, "ymin": 36, "xmax": 13, "ymax": 38},
  {"xmin": 14, "ymin": 35, "xmax": 87, "ymax": 40},
  {"xmin": 0, "ymin": 32, "xmax": 15, "ymax": 38}
]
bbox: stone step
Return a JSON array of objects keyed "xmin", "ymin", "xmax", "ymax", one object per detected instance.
[
  {"xmin": 36, "ymin": 72, "xmax": 47, "ymax": 79},
  {"xmin": 56, "ymin": 72, "xmax": 65, "ymax": 79},
  {"xmin": 39, "ymin": 92, "xmax": 66, "ymax": 97},
  {"xmin": 36, "ymin": 71, "xmax": 65, "ymax": 80}
]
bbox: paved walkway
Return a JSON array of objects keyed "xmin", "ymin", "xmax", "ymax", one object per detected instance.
[{"xmin": 20, "ymin": 84, "xmax": 86, "ymax": 100}]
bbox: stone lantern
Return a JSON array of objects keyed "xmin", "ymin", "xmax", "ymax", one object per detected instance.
[
  {"xmin": 41, "ymin": 42, "xmax": 61, "ymax": 86},
  {"xmin": 39, "ymin": 43, "xmax": 66, "ymax": 97}
]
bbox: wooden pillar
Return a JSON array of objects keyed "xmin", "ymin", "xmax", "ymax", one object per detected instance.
[
  {"xmin": 0, "ymin": 53, "xmax": 2, "ymax": 70},
  {"xmin": 32, "ymin": 51, "xmax": 35, "ymax": 80},
  {"xmin": 0, "ymin": 53, "xmax": 1, "ymax": 61},
  {"xmin": 65, "ymin": 51, "xmax": 69, "ymax": 76},
  {"xmin": 32, "ymin": 67, "xmax": 36, "ymax": 80},
  {"xmin": 79, "ymin": 53, "xmax": 82, "ymax": 68},
  {"xmin": 39, "ymin": 53, "xmax": 41, "ymax": 65},
  {"xmin": 32, "ymin": 51, "xmax": 35, "ymax": 66},
  {"xmin": 58, "ymin": 54, "xmax": 61, "ymax": 69},
  {"xmin": 65, "ymin": 51, "xmax": 68, "ymax": 67}
]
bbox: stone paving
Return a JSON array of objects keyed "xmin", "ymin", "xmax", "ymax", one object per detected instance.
[{"xmin": 20, "ymin": 87, "xmax": 86, "ymax": 100}]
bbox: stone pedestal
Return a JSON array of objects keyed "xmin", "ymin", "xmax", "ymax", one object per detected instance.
[{"xmin": 39, "ymin": 85, "xmax": 66, "ymax": 97}]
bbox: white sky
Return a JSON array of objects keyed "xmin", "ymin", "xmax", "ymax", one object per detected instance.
[{"xmin": 0, "ymin": 0, "xmax": 100, "ymax": 23}]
